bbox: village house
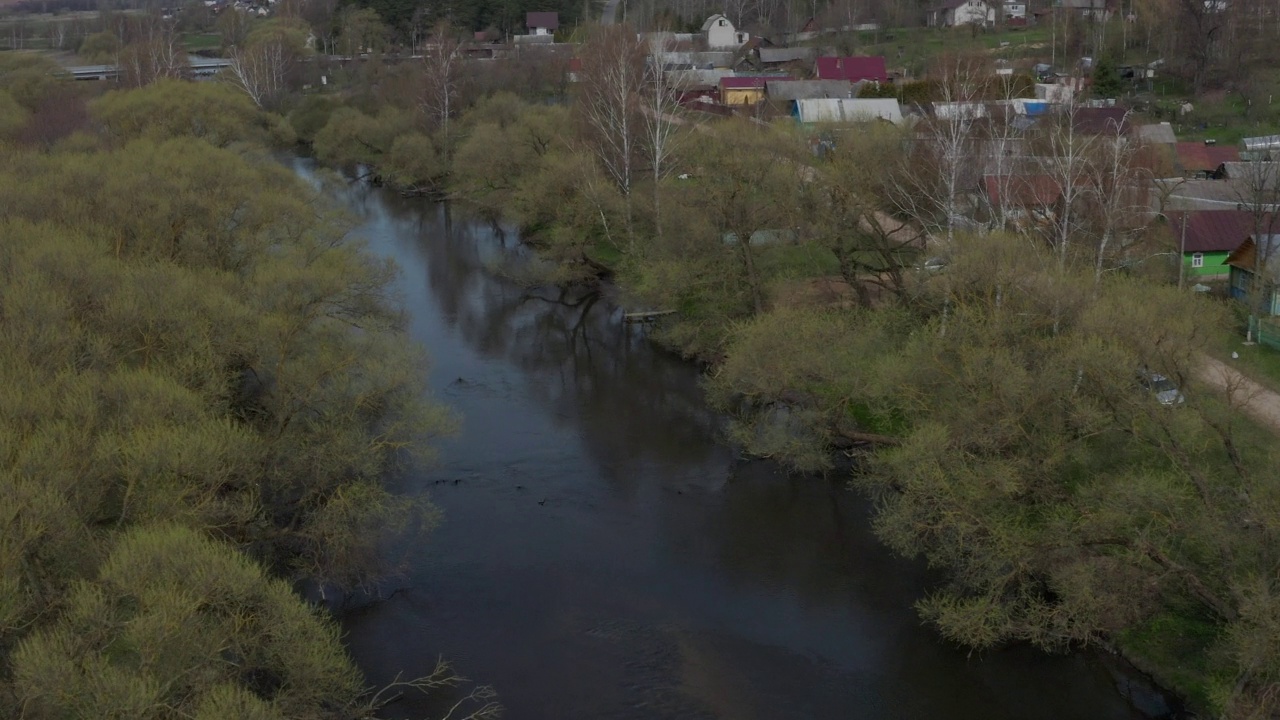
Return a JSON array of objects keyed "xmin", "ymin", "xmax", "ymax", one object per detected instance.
[
  {"xmin": 525, "ymin": 12, "xmax": 558, "ymax": 36},
  {"xmin": 703, "ymin": 14, "xmax": 750, "ymax": 49},
  {"xmin": 1227, "ymin": 234, "xmax": 1280, "ymax": 314},
  {"xmin": 1165, "ymin": 210, "xmax": 1263, "ymax": 280},
  {"xmin": 1057, "ymin": 0, "xmax": 1113, "ymax": 20},
  {"xmin": 927, "ymin": 0, "xmax": 993, "ymax": 27},
  {"xmin": 767, "ymin": 79, "xmax": 855, "ymax": 106},
  {"xmin": 814, "ymin": 56, "xmax": 888, "ymax": 84},
  {"xmin": 720, "ymin": 76, "xmax": 777, "ymax": 105},
  {"xmin": 758, "ymin": 47, "xmax": 816, "ymax": 66},
  {"xmin": 1002, "ymin": 0, "xmax": 1028, "ymax": 20},
  {"xmin": 980, "ymin": 174, "xmax": 1063, "ymax": 225}
]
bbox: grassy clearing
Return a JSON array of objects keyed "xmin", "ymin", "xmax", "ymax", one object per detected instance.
[
  {"xmin": 820, "ymin": 25, "xmax": 1053, "ymax": 76},
  {"xmin": 1214, "ymin": 329, "xmax": 1280, "ymax": 394},
  {"xmin": 1118, "ymin": 606, "xmax": 1225, "ymax": 713},
  {"xmin": 758, "ymin": 243, "xmax": 839, "ymax": 279},
  {"xmin": 183, "ymin": 33, "xmax": 222, "ymax": 52},
  {"xmin": 1145, "ymin": 69, "xmax": 1280, "ymax": 142}
]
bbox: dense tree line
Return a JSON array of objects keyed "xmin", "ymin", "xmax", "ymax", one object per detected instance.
[{"xmin": 0, "ymin": 59, "xmax": 499, "ymax": 719}]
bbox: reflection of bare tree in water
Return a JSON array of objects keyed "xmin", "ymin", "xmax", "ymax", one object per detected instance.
[{"xmin": 373, "ymin": 197, "xmax": 725, "ymax": 487}]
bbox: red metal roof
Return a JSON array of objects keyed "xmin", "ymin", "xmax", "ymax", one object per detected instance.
[
  {"xmin": 1174, "ymin": 142, "xmax": 1240, "ymax": 173},
  {"xmin": 814, "ymin": 56, "xmax": 888, "ymax": 83},
  {"xmin": 982, "ymin": 175, "xmax": 1062, "ymax": 208},
  {"xmin": 1072, "ymin": 107, "xmax": 1130, "ymax": 135},
  {"xmin": 1164, "ymin": 210, "xmax": 1272, "ymax": 253}
]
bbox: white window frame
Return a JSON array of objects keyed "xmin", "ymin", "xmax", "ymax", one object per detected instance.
[{"xmin": 1191, "ymin": 252, "xmax": 1205, "ymax": 268}]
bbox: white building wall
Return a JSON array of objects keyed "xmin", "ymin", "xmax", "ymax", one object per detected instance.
[
  {"xmin": 706, "ymin": 16, "xmax": 748, "ymax": 49},
  {"xmin": 952, "ymin": 0, "xmax": 991, "ymax": 25}
]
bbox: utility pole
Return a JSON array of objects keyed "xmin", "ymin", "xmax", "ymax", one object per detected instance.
[{"xmin": 1179, "ymin": 211, "xmax": 1187, "ymax": 290}]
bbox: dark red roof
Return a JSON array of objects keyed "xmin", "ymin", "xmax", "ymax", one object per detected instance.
[
  {"xmin": 526, "ymin": 11, "xmax": 559, "ymax": 30},
  {"xmin": 982, "ymin": 175, "xmax": 1062, "ymax": 208},
  {"xmin": 815, "ymin": 56, "xmax": 888, "ymax": 83},
  {"xmin": 721, "ymin": 76, "xmax": 781, "ymax": 89},
  {"xmin": 1174, "ymin": 142, "xmax": 1240, "ymax": 173},
  {"xmin": 1072, "ymin": 107, "xmax": 1130, "ymax": 135},
  {"xmin": 1165, "ymin": 210, "xmax": 1270, "ymax": 253}
]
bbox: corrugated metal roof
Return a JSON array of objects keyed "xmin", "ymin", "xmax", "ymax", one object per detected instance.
[
  {"xmin": 759, "ymin": 47, "xmax": 816, "ymax": 63},
  {"xmin": 796, "ymin": 98, "xmax": 902, "ymax": 124},
  {"xmin": 1217, "ymin": 161, "xmax": 1280, "ymax": 181},
  {"xmin": 1165, "ymin": 210, "xmax": 1269, "ymax": 253},
  {"xmin": 1136, "ymin": 123, "xmax": 1177, "ymax": 144},
  {"xmin": 766, "ymin": 79, "xmax": 852, "ymax": 101},
  {"xmin": 1175, "ymin": 142, "xmax": 1239, "ymax": 172},
  {"xmin": 668, "ymin": 68, "xmax": 733, "ymax": 87},
  {"xmin": 814, "ymin": 56, "xmax": 888, "ymax": 83}
]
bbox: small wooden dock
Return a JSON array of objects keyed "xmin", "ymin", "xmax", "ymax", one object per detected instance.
[{"xmin": 622, "ymin": 310, "xmax": 676, "ymax": 324}]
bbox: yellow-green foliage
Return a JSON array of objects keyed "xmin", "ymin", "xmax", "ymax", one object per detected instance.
[
  {"xmin": 0, "ymin": 85, "xmax": 452, "ymax": 718},
  {"xmin": 79, "ymin": 31, "xmax": 122, "ymax": 63},
  {"xmin": 90, "ymin": 80, "xmax": 265, "ymax": 147},
  {"xmin": 313, "ymin": 106, "xmax": 414, "ymax": 168},
  {"xmin": 12, "ymin": 525, "xmax": 362, "ymax": 720},
  {"xmin": 0, "ymin": 90, "xmax": 27, "ymax": 141},
  {"xmin": 713, "ymin": 232, "xmax": 1280, "ymax": 718},
  {"xmin": 0, "ymin": 53, "xmax": 66, "ymax": 111}
]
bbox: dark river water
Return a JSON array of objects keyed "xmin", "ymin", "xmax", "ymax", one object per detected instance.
[{"xmin": 296, "ymin": 161, "xmax": 1165, "ymax": 720}]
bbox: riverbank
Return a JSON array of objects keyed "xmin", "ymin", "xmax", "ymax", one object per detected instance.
[
  {"xmin": 291, "ymin": 71, "xmax": 1280, "ymax": 715},
  {"xmin": 286, "ymin": 159, "xmax": 1183, "ymax": 719}
]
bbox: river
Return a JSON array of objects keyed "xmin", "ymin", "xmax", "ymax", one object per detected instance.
[{"xmin": 295, "ymin": 161, "xmax": 1169, "ymax": 720}]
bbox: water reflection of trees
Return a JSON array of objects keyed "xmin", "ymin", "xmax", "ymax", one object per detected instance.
[
  {"xmin": 331, "ymin": 180, "xmax": 1143, "ymax": 720},
  {"xmin": 372, "ymin": 194, "xmax": 723, "ymax": 487}
]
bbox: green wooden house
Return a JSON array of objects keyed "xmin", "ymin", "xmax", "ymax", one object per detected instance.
[{"xmin": 1166, "ymin": 210, "xmax": 1258, "ymax": 279}]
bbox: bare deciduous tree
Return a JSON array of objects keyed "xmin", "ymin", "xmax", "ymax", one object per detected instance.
[
  {"xmin": 119, "ymin": 17, "xmax": 186, "ymax": 87},
  {"xmin": 891, "ymin": 55, "xmax": 986, "ymax": 246},
  {"xmin": 641, "ymin": 34, "xmax": 688, "ymax": 234},
  {"xmin": 226, "ymin": 23, "xmax": 307, "ymax": 109},
  {"xmin": 421, "ymin": 23, "xmax": 465, "ymax": 139},
  {"xmin": 576, "ymin": 24, "xmax": 646, "ymax": 201}
]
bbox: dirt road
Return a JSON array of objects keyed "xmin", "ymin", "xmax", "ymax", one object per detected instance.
[
  {"xmin": 601, "ymin": 0, "xmax": 621, "ymax": 24},
  {"xmin": 1198, "ymin": 356, "xmax": 1280, "ymax": 434}
]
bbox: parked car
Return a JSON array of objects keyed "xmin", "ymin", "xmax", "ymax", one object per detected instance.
[
  {"xmin": 1137, "ymin": 369, "xmax": 1185, "ymax": 406},
  {"xmin": 920, "ymin": 256, "xmax": 948, "ymax": 272}
]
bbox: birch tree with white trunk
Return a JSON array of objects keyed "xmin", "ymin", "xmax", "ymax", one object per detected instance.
[
  {"xmin": 642, "ymin": 34, "xmax": 687, "ymax": 235},
  {"xmin": 577, "ymin": 24, "xmax": 645, "ymax": 200},
  {"xmin": 225, "ymin": 20, "xmax": 309, "ymax": 110},
  {"xmin": 1084, "ymin": 112, "xmax": 1146, "ymax": 287},
  {"xmin": 421, "ymin": 23, "xmax": 464, "ymax": 140},
  {"xmin": 891, "ymin": 55, "xmax": 985, "ymax": 247}
]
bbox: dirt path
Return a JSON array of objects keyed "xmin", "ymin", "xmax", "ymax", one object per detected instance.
[
  {"xmin": 1198, "ymin": 356, "xmax": 1280, "ymax": 433},
  {"xmin": 601, "ymin": 0, "xmax": 621, "ymax": 24}
]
